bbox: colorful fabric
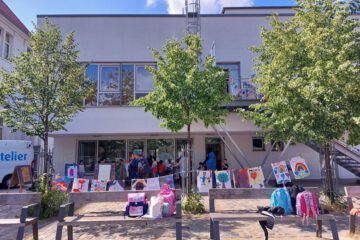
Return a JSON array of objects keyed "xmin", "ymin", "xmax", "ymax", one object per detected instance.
[
  {"xmin": 271, "ymin": 161, "xmax": 291, "ymax": 184},
  {"xmin": 108, "ymin": 180, "xmax": 125, "ymax": 191},
  {"xmin": 215, "ymin": 170, "xmax": 232, "ymax": 189},
  {"xmin": 159, "ymin": 175, "xmax": 175, "ymax": 189},
  {"xmin": 159, "ymin": 184, "xmax": 175, "ymax": 217},
  {"xmin": 233, "ymin": 169, "xmax": 250, "ymax": 188},
  {"xmin": 51, "ymin": 175, "xmax": 71, "ymax": 192},
  {"xmin": 296, "ymin": 191, "xmax": 319, "ymax": 224},
  {"xmin": 247, "ymin": 166, "xmax": 265, "ymax": 188},
  {"xmin": 197, "ymin": 171, "xmax": 212, "ymax": 193},
  {"xmin": 290, "ymin": 156, "xmax": 310, "ymax": 179},
  {"xmin": 72, "ymin": 178, "xmax": 89, "ymax": 192},
  {"xmin": 90, "ymin": 179, "xmax": 107, "ymax": 192},
  {"xmin": 270, "ymin": 187, "xmax": 293, "ymax": 215},
  {"xmin": 131, "ymin": 179, "xmax": 147, "ymax": 190}
]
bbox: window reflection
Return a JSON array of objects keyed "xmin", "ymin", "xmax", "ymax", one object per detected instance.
[{"xmin": 100, "ymin": 66, "xmax": 120, "ymax": 92}]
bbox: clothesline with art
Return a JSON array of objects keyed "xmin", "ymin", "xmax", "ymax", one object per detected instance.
[{"xmin": 53, "ymin": 157, "xmax": 311, "ymax": 193}]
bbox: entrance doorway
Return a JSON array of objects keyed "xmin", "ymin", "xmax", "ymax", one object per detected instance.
[{"xmin": 205, "ymin": 138, "xmax": 224, "ymax": 170}]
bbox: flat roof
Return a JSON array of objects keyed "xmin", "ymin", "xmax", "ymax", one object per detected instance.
[{"xmin": 222, "ymin": 6, "xmax": 294, "ymax": 13}]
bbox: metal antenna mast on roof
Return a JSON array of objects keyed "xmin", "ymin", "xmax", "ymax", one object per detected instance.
[{"xmin": 185, "ymin": 0, "xmax": 201, "ymax": 35}]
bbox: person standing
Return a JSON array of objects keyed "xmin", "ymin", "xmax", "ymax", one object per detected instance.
[
  {"xmin": 206, "ymin": 151, "xmax": 217, "ymax": 188},
  {"xmin": 222, "ymin": 158, "xmax": 229, "ymax": 170}
]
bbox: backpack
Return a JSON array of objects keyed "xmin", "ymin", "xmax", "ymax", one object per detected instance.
[
  {"xmin": 270, "ymin": 188, "xmax": 293, "ymax": 215},
  {"xmin": 288, "ymin": 185, "xmax": 305, "ymax": 214},
  {"xmin": 125, "ymin": 193, "xmax": 148, "ymax": 217},
  {"xmin": 296, "ymin": 191, "xmax": 319, "ymax": 224},
  {"xmin": 148, "ymin": 196, "xmax": 163, "ymax": 218},
  {"xmin": 159, "ymin": 184, "xmax": 175, "ymax": 217}
]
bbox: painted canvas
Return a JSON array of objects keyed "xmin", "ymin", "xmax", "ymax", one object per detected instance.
[
  {"xmin": 97, "ymin": 164, "xmax": 112, "ymax": 180},
  {"xmin": 90, "ymin": 179, "xmax": 107, "ymax": 192},
  {"xmin": 233, "ymin": 169, "xmax": 250, "ymax": 188},
  {"xmin": 145, "ymin": 177, "xmax": 161, "ymax": 190},
  {"xmin": 159, "ymin": 175, "xmax": 175, "ymax": 189},
  {"xmin": 51, "ymin": 175, "xmax": 71, "ymax": 192},
  {"xmin": 271, "ymin": 161, "xmax": 291, "ymax": 184},
  {"xmin": 247, "ymin": 166, "xmax": 265, "ymax": 188},
  {"xmin": 65, "ymin": 164, "xmax": 78, "ymax": 178},
  {"xmin": 197, "ymin": 171, "xmax": 212, "ymax": 193},
  {"xmin": 131, "ymin": 179, "xmax": 147, "ymax": 190},
  {"xmin": 108, "ymin": 180, "xmax": 125, "ymax": 191},
  {"xmin": 72, "ymin": 178, "xmax": 89, "ymax": 192},
  {"xmin": 290, "ymin": 156, "xmax": 310, "ymax": 179},
  {"xmin": 215, "ymin": 170, "xmax": 232, "ymax": 189}
]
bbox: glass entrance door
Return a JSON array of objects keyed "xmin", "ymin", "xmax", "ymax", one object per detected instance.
[
  {"xmin": 128, "ymin": 140, "xmax": 145, "ymax": 159},
  {"xmin": 205, "ymin": 138, "xmax": 224, "ymax": 170}
]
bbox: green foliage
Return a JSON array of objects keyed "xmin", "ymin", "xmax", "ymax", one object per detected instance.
[
  {"xmin": 132, "ymin": 34, "xmax": 230, "ymax": 131},
  {"xmin": 321, "ymin": 191, "xmax": 347, "ymax": 212},
  {"xmin": 0, "ymin": 19, "xmax": 92, "ymax": 141},
  {"xmin": 35, "ymin": 175, "xmax": 68, "ymax": 219},
  {"xmin": 240, "ymin": 0, "xmax": 360, "ymax": 146},
  {"xmin": 182, "ymin": 190, "xmax": 205, "ymax": 214}
]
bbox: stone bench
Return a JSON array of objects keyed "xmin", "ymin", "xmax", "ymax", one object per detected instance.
[
  {"xmin": 56, "ymin": 190, "xmax": 182, "ymax": 240},
  {"xmin": 0, "ymin": 192, "xmax": 41, "ymax": 240},
  {"xmin": 209, "ymin": 188, "xmax": 339, "ymax": 240}
]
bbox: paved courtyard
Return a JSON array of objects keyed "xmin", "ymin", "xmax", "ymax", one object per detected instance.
[{"xmin": 0, "ymin": 196, "xmax": 359, "ymax": 240}]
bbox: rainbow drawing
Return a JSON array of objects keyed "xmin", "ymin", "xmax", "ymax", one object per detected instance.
[
  {"xmin": 271, "ymin": 161, "xmax": 291, "ymax": 184},
  {"xmin": 290, "ymin": 157, "xmax": 310, "ymax": 179}
]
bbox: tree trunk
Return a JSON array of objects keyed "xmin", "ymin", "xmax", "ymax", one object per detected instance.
[
  {"xmin": 43, "ymin": 133, "xmax": 49, "ymax": 174},
  {"xmin": 324, "ymin": 143, "xmax": 335, "ymax": 203},
  {"xmin": 186, "ymin": 124, "xmax": 192, "ymax": 194}
]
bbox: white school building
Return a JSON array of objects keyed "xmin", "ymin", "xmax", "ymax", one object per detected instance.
[{"xmin": 37, "ymin": 6, "xmax": 360, "ymax": 181}]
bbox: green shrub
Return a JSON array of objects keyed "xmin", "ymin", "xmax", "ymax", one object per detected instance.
[
  {"xmin": 35, "ymin": 174, "xmax": 68, "ymax": 219},
  {"xmin": 320, "ymin": 191, "xmax": 347, "ymax": 213},
  {"xmin": 182, "ymin": 191, "xmax": 205, "ymax": 214}
]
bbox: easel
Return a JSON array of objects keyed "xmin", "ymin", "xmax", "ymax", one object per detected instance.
[{"xmin": 7, "ymin": 165, "xmax": 33, "ymax": 193}]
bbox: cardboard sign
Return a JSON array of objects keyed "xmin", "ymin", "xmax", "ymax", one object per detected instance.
[
  {"xmin": 215, "ymin": 170, "xmax": 232, "ymax": 189},
  {"xmin": 290, "ymin": 156, "xmax": 310, "ymax": 179},
  {"xmin": 9, "ymin": 165, "xmax": 33, "ymax": 191},
  {"xmin": 65, "ymin": 164, "xmax": 78, "ymax": 178},
  {"xmin": 197, "ymin": 171, "xmax": 212, "ymax": 193},
  {"xmin": 247, "ymin": 166, "xmax": 265, "ymax": 189},
  {"xmin": 95, "ymin": 164, "xmax": 116, "ymax": 180},
  {"xmin": 271, "ymin": 161, "xmax": 291, "ymax": 184}
]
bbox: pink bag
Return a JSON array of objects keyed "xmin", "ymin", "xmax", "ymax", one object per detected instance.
[{"xmin": 159, "ymin": 184, "xmax": 175, "ymax": 217}]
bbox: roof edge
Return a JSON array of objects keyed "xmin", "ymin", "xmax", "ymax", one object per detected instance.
[{"xmin": 222, "ymin": 6, "xmax": 294, "ymax": 14}]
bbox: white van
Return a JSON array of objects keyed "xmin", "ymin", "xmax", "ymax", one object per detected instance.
[{"xmin": 0, "ymin": 140, "xmax": 34, "ymax": 188}]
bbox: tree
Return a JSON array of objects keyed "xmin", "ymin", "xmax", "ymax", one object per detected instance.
[
  {"xmin": 133, "ymin": 34, "xmax": 229, "ymax": 192},
  {"xmin": 240, "ymin": 0, "xmax": 360, "ymax": 201},
  {"xmin": 0, "ymin": 20, "xmax": 92, "ymax": 173}
]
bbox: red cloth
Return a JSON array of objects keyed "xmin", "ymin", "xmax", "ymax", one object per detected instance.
[{"xmin": 158, "ymin": 163, "xmax": 165, "ymax": 174}]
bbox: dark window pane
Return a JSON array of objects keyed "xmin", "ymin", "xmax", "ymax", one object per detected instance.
[
  {"xmin": 252, "ymin": 137, "xmax": 265, "ymax": 151},
  {"xmin": 85, "ymin": 64, "xmax": 98, "ymax": 106},
  {"xmin": 271, "ymin": 140, "xmax": 284, "ymax": 151},
  {"xmin": 98, "ymin": 140, "xmax": 126, "ymax": 163},
  {"xmin": 78, "ymin": 141, "xmax": 97, "ymax": 172},
  {"xmin": 121, "ymin": 64, "xmax": 134, "ymax": 105}
]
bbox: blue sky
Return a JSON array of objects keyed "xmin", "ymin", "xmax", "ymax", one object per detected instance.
[{"xmin": 4, "ymin": 0, "xmax": 295, "ymax": 31}]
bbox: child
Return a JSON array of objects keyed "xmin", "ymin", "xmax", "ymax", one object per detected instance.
[
  {"xmin": 78, "ymin": 160, "xmax": 85, "ymax": 178},
  {"xmin": 222, "ymin": 158, "xmax": 229, "ymax": 170},
  {"xmin": 152, "ymin": 161, "xmax": 158, "ymax": 177},
  {"xmin": 157, "ymin": 160, "xmax": 165, "ymax": 176}
]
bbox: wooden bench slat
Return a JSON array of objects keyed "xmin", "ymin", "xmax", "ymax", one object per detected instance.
[
  {"xmin": 60, "ymin": 215, "xmax": 180, "ymax": 226},
  {"xmin": 344, "ymin": 186, "xmax": 360, "ymax": 198},
  {"xmin": 209, "ymin": 212, "xmax": 335, "ymax": 221},
  {"xmin": 0, "ymin": 193, "xmax": 41, "ymax": 205},
  {"xmin": 0, "ymin": 218, "xmax": 37, "ymax": 227}
]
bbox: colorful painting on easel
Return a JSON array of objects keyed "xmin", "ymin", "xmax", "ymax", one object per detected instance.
[
  {"xmin": 108, "ymin": 180, "xmax": 125, "ymax": 191},
  {"xmin": 51, "ymin": 175, "xmax": 71, "ymax": 192},
  {"xmin": 215, "ymin": 170, "xmax": 232, "ymax": 189},
  {"xmin": 197, "ymin": 171, "xmax": 212, "ymax": 193},
  {"xmin": 131, "ymin": 179, "xmax": 147, "ymax": 190},
  {"xmin": 233, "ymin": 169, "xmax": 250, "ymax": 188},
  {"xmin": 65, "ymin": 164, "xmax": 78, "ymax": 179},
  {"xmin": 290, "ymin": 156, "xmax": 310, "ymax": 179},
  {"xmin": 247, "ymin": 166, "xmax": 265, "ymax": 188},
  {"xmin": 72, "ymin": 178, "xmax": 89, "ymax": 192},
  {"xmin": 271, "ymin": 161, "xmax": 291, "ymax": 184},
  {"xmin": 90, "ymin": 179, "xmax": 107, "ymax": 192},
  {"xmin": 159, "ymin": 175, "xmax": 175, "ymax": 189},
  {"xmin": 145, "ymin": 177, "xmax": 161, "ymax": 190}
]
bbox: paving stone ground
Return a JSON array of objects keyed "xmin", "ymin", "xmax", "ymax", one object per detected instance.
[{"xmin": 0, "ymin": 196, "xmax": 359, "ymax": 240}]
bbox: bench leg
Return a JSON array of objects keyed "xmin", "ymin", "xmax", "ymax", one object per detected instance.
[
  {"xmin": 176, "ymin": 221, "xmax": 182, "ymax": 240},
  {"xmin": 213, "ymin": 220, "xmax": 220, "ymax": 240},
  {"xmin": 67, "ymin": 225, "xmax": 74, "ymax": 240},
  {"xmin": 329, "ymin": 219, "xmax": 339, "ymax": 240},
  {"xmin": 16, "ymin": 226, "xmax": 25, "ymax": 240},
  {"xmin": 316, "ymin": 220, "xmax": 322, "ymax": 238},
  {"xmin": 56, "ymin": 225, "xmax": 63, "ymax": 240},
  {"xmin": 210, "ymin": 219, "xmax": 214, "ymax": 239},
  {"xmin": 259, "ymin": 221, "xmax": 269, "ymax": 240},
  {"xmin": 32, "ymin": 222, "xmax": 39, "ymax": 240},
  {"xmin": 350, "ymin": 214, "xmax": 356, "ymax": 234}
]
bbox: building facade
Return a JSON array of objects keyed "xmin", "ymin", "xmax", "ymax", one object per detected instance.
[{"xmin": 38, "ymin": 7, "xmax": 359, "ymax": 180}]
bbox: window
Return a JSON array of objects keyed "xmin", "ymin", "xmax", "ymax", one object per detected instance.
[
  {"xmin": 78, "ymin": 141, "xmax": 97, "ymax": 172},
  {"xmin": 128, "ymin": 140, "xmax": 145, "ymax": 159},
  {"xmin": 271, "ymin": 140, "xmax": 284, "ymax": 152},
  {"xmin": 121, "ymin": 64, "xmax": 135, "ymax": 105},
  {"xmin": 99, "ymin": 66, "xmax": 121, "ymax": 106},
  {"xmin": 252, "ymin": 137, "xmax": 265, "ymax": 151},
  {"xmin": 217, "ymin": 63, "xmax": 240, "ymax": 97},
  {"xmin": 84, "ymin": 64, "xmax": 98, "ymax": 106},
  {"xmin": 147, "ymin": 139, "xmax": 175, "ymax": 162},
  {"xmin": 175, "ymin": 139, "xmax": 192, "ymax": 158},
  {"xmin": 98, "ymin": 140, "xmax": 126, "ymax": 163},
  {"xmin": 135, "ymin": 65, "xmax": 155, "ymax": 99},
  {"xmin": 4, "ymin": 33, "xmax": 11, "ymax": 59}
]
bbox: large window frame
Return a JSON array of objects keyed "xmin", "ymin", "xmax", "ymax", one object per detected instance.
[
  {"xmin": 134, "ymin": 64, "xmax": 156, "ymax": 99},
  {"xmin": 217, "ymin": 62, "xmax": 241, "ymax": 97},
  {"xmin": 4, "ymin": 32, "xmax": 12, "ymax": 59}
]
